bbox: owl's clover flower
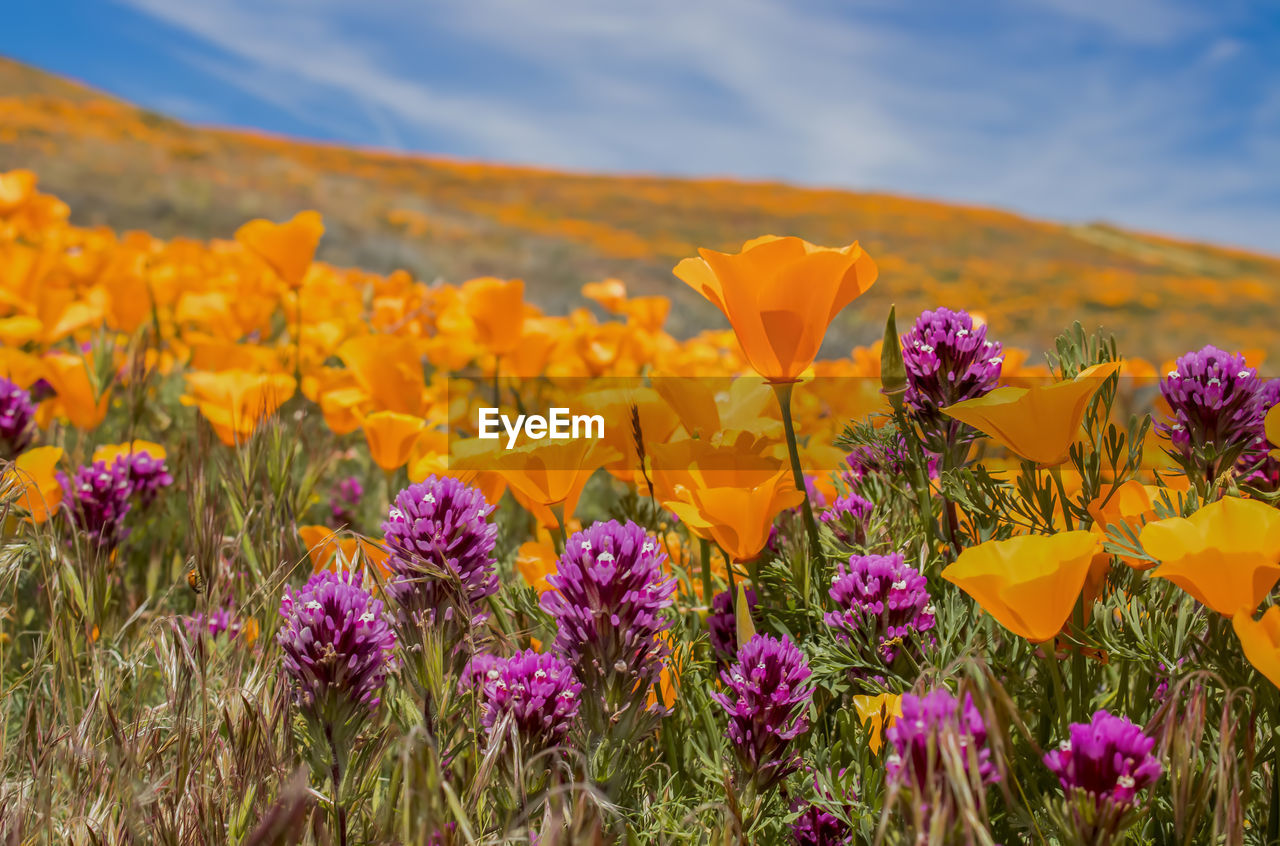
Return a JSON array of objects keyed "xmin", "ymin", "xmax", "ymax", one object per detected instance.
[
  {"xmin": 58, "ymin": 459, "xmax": 134, "ymax": 551},
  {"xmin": 468, "ymin": 649, "xmax": 582, "ymax": 757},
  {"xmin": 885, "ymin": 689, "xmax": 997, "ymax": 793},
  {"xmin": 540, "ymin": 520, "xmax": 675, "ymax": 735},
  {"xmin": 1159, "ymin": 345, "xmax": 1260, "ymax": 482},
  {"xmin": 819, "ymin": 493, "xmax": 873, "ymax": 547},
  {"xmin": 330, "ymin": 475, "xmax": 363, "ymax": 528},
  {"xmin": 277, "ymin": 569, "xmax": 396, "ymax": 721},
  {"xmin": 825, "ymin": 552, "xmax": 935, "ymax": 671},
  {"xmin": 901, "ymin": 308, "xmax": 1003, "ymax": 449},
  {"xmin": 711, "ymin": 633, "xmax": 814, "ymax": 793},
  {"xmin": 1044, "ymin": 709, "xmax": 1161, "ymax": 807},
  {"xmin": 0, "ymin": 377, "xmax": 36, "ymax": 458},
  {"xmin": 381, "ymin": 476, "xmax": 498, "ymax": 628},
  {"xmin": 120, "ymin": 449, "xmax": 173, "ymax": 508},
  {"xmin": 790, "ymin": 801, "xmax": 853, "ymax": 846}
]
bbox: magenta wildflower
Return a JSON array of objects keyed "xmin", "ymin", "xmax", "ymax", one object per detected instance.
[
  {"xmin": 790, "ymin": 802, "xmax": 852, "ymax": 846},
  {"xmin": 381, "ymin": 476, "xmax": 497, "ymax": 627},
  {"xmin": 901, "ymin": 307, "xmax": 1003, "ymax": 450},
  {"xmin": 707, "ymin": 588, "xmax": 757, "ymax": 665},
  {"xmin": 0, "ymin": 377, "xmax": 35, "ymax": 458},
  {"xmin": 330, "ymin": 475, "xmax": 363, "ymax": 528},
  {"xmin": 1159, "ymin": 345, "xmax": 1261, "ymax": 483},
  {"xmin": 185, "ymin": 603, "xmax": 254, "ymax": 641},
  {"xmin": 58, "ymin": 459, "xmax": 134, "ymax": 551},
  {"xmin": 711, "ymin": 633, "xmax": 814, "ymax": 793},
  {"xmin": 885, "ymin": 690, "xmax": 997, "ymax": 792},
  {"xmin": 825, "ymin": 552, "xmax": 935, "ymax": 671},
  {"xmin": 540, "ymin": 520, "xmax": 675, "ymax": 735},
  {"xmin": 120, "ymin": 449, "xmax": 173, "ymax": 508},
  {"xmin": 819, "ymin": 493, "xmax": 873, "ymax": 546},
  {"xmin": 277, "ymin": 569, "xmax": 396, "ymax": 719},
  {"xmin": 844, "ymin": 435, "xmax": 937, "ymax": 491},
  {"xmin": 1044, "ymin": 710, "xmax": 1161, "ymax": 807},
  {"xmin": 469, "ymin": 649, "xmax": 582, "ymax": 756}
]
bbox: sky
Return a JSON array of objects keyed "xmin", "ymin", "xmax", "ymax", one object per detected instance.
[{"xmin": 6, "ymin": 0, "xmax": 1279, "ymax": 253}]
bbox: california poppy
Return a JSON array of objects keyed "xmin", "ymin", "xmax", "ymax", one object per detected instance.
[
  {"xmin": 479, "ymin": 438, "xmax": 616, "ymax": 528},
  {"xmin": 1140, "ymin": 496, "xmax": 1280, "ymax": 617},
  {"xmin": 852, "ymin": 693, "xmax": 903, "ymax": 754},
  {"xmin": 674, "ymin": 236, "xmax": 878, "ymax": 383},
  {"xmin": 93, "ymin": 439, "xmax": 167, "ymax": 466},
  {"xmin": 1087, "ymin": 481, "xmax": 1181, "ymax": 570},
  {"xmin": 1232, "ymin": 606, "xmax": 1280, "ymax": 690},
  {"xmin": 7, "ymin": 445, "xmax": 63, "ymax": 522},
  {"xmin": 298, "ymin": 525, "xmax": 391, "ymax": 580},
  {"xmin": 182, "ymin": 370, "xmax": 296, "ymax": 446},
  {"xmin": 941, "ymin": 531, "xmax": 1102, "ymax": 642},
  {"xmin": 942, "ymin": 361, "xmax": 1122, "ymax": 466},
  {"xmin": 235, "ymin": 211, "xmax": 324, "ymax": 288},
  {"xmin": 0, "ymin": 170, "xmax": 37, "ymax": 216},
  {"xmin": 337, "ymin": 335, "xmax": 425, "ymax": 416},
  {"xmin": 361, "ymin": 411, "xmax": 425, "ymax": 472},
  {"xmin": 1267, "ymin": 404, "xmax": 1280, "ymax": 461},
  {"xmin": 462, "ymin": 276, "xmax": 526, "ymax": 356},
  {"xmin": 43, "ymin": 352, "xmax": 111, "ymax": 430},
  {"xmin": 651, "ymin": 435, "xmax": 804, "ymax": 563}
]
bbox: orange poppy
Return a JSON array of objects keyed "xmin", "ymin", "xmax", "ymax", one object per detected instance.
[
  {"xmin": 298, "ymin": 525, "xmax": 392, "ymax": 580},
  {"xmin": 361, "ymin": 411, "xmax": 425, "ymax": 472},
  {"xmin": 337, "ymin": 335, "xmax": 425, "ymax": 416},
  {"xmin": 1232, "ymin": 605, "xmax": 1280, "ymax": 690},
  {"xmin": 941, "ymin": 531, "xmax": 1103, "ymax": 642},
  {"xmin": 674, "ymin": 235, "xmax": 878, "ymax": 383},
  {"xmin": 93, "ymin": 440, "xmax": 167, "ymax": 465},
  {"xmin": 1267, "ymin": 404, "xmax": 1280, "ymax": 461},
  {"xmin": 483, "ymin": 438, "xmax": 616, "ymax": 528},
  {"xmin": 7, "ymin": 446, "xmax": 64, "ymax": 523},
  {"xmin": 462, "ymin": 276, "xmax": 526, "ymax": 356},
  {"xmin": 182, "ymin": 370, "xmax": 296, "ymax": 446},
  {"xmin": 942, "ymin": 361, "xmax": 1122, "ymax": 466},
  {"xmin": 1087, "ymin": 480, "xmax": 1181, "ymax": 570},
  {"xmin": 1140, "ymin": 496, "xmax": 1280, "ymax": 617},
  {"xmin": 43, "ymin": 352, "xmax": 111, "ymax": 430},
  {"xmin": 234, "ymin": 210, "xmax": 325, "ymax": 288}
]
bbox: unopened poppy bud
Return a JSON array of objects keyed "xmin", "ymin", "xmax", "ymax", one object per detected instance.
[{"xmin": 880, "ymin": 306, "xmax": 908, "ymax": 411}]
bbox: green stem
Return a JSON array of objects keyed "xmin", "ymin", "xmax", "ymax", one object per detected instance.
[
  {"xmin": 1049, "ymin": 464, "xmax": 1075, "ymax": 531},
  {"xmin": 1269, "ymin": 729, "xmax": 1280, "ymax": 845},
  {"xmin": 550, "ymin": 503, "xmax": 568, "ymax": 554},
  {"xmin": 1042, "ymin": 648, "xmax": 1070, "ymax": 736},
  {"xmin": 1071, "ymin": 593, "xmax": 1087, "ymax": 724},
  {"xmin": 700, "ymin": 537, "xmax": 713, "ymax": 607},
  {"xmin": 892, "ymin": 406, "xmax": 937, "ymax": 560},
  {"xmin": 772, "ymin": 382, "xmax": 819, "ymax": 605},
  {"xmin": 492, "ymin": 355, "xmax": 501, "ymax": 408}
]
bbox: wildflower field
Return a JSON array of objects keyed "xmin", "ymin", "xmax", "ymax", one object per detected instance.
[{"xmin": 3, "ymin": 161, "xmax": 1280, "ymax": 846}]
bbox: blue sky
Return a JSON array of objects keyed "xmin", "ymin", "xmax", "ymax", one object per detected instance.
[{"xmin": 7, "ymin": 0, "xmax": 1279, "ymax": 253}]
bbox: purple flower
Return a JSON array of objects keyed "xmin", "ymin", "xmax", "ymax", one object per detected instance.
[
  {"xmin": 468, "ymin": 649, "xmax": 582, "ymax": 755},
  {"xmin": 825, "ymin": 552, "xmax": 935, "ymax": 670},
  {"xmin": 901, "ymin": 308, "xmax": 1002, "ymax": 450},
  {"xmin": 185, "ymin": 603, "xmax": 255, "ymax": 642},
  {"xmin": 707, "ymin": 588, "xmax": 757, "ymax": 665},
  {"xmin": 0, "ymin": 378, "xmax": 35, "ymax": 458},
  {"xmin": 120, "ymin": 449, "xmax": 173, "ymax": 508},
  {"xmin": 711, "ymin": 633, "xmax": 814, "ymax": 792},
  {"xmin": 819, "ymin": 493, "xmax": 873, "ymax": 546},
  {"xmin": 381, "ymin": 476, "xmax": 497, "ymax": 627},
  {"xmin": 1240, "ymin": 378, "xmax": 1280, "ymax": 489},
  {"xmin": 330, "ymin": 475, "xmax": 363, "ymax": 528},
  {"xmin": 58, "ymin": 459, "xmax": 134, "ymax": 551},
  {"xmin": 844, "ymin": 436, "xmax": 937, "ymax": 492},
  {"xmin": 277, "ymin": 569, "xmax": 396, "ymax": 718},
  {"xmin": 1159, "ymin": 345, "xmax": 1260, "ymax": 482},
  {"xmin": 886, "ymin": 690, "xmax": 997, "ymax": 792},
  {"xmin": 790, "ymin": 802, "xmax": 852, "ymax": 846},
  {"xmin": 1044, "ymin": 709, "xmax": 1161, "ymax": 808},
  {"xmin": 541, "ymin": 520, "xmax": 675, "ymax": 733}
]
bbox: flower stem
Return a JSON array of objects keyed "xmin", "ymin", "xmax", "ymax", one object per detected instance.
[
  {"xmin": 700, "ymin": 537, "xmax": 713, "ymax": 607},
  {"xmin": 550, "ymin": 502, "xmax": 568, "ymax": 554},
  {"xmin": 772, "ymin": 381, "xmax": 819, "ymax": 605},
  {"xmin": 1049, "ymin": 464, "xmax": 1075, "ymax": 531}
]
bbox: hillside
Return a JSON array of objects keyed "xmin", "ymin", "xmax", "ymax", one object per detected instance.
[{"xmin": 1, "ymin": 55, "xmax": 1277, "ymax": 361}]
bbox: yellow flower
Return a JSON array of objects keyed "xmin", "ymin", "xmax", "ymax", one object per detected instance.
[
  {"xmin": 337, "ymin": 335, "xmax": 425, "ymax": 416},
  {"xmin": 462, "ymin": 276, "xmax": 526, "ymax": 356},
  {"xmin": 942, "ymin": 361, "xmax": 1121, "ymax": 466},
  {"xmin": 1267, "ymin": 404, "xmax": 1280, "ymax": 461},
  {"xmin": 1232, "ymin": 606, "xmax": 1280, "ymax": 690},
  {"xmin": 361, "ymin": 411, "xmax": 425, "ymax": 472},
  {"xmin": 852, "ymin": 693, "xmax": 903, "ymax": 754},
  {"xmin": 93, "ymin": 440, "xmax": 167, "ymax": 465},
  {"xmin": 941, "ymin": 531, "xmax": 1102, "ymax": 642},
  {"xmin": 674, "ymin": 236, "xmax": 878, "ymax": 383},
  {"xmin": 1140, "ymin": 496, "xmax": 1280, "ymax": 617}
]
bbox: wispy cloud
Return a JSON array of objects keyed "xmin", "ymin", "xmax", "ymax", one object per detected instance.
[{"xmin": 110, "ymin": 0, "xmax": 1280, "ymax": 252}]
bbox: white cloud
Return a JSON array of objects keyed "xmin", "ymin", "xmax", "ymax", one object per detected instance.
[{"xmin": 110, "ymin": 0, "xmax": 1280, "ymax": 253}]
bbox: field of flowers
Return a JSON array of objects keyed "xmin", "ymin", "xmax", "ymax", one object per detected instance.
[{"xmin": 2, "ymin": 160, "xmax": 1280, "ymax": 846}]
